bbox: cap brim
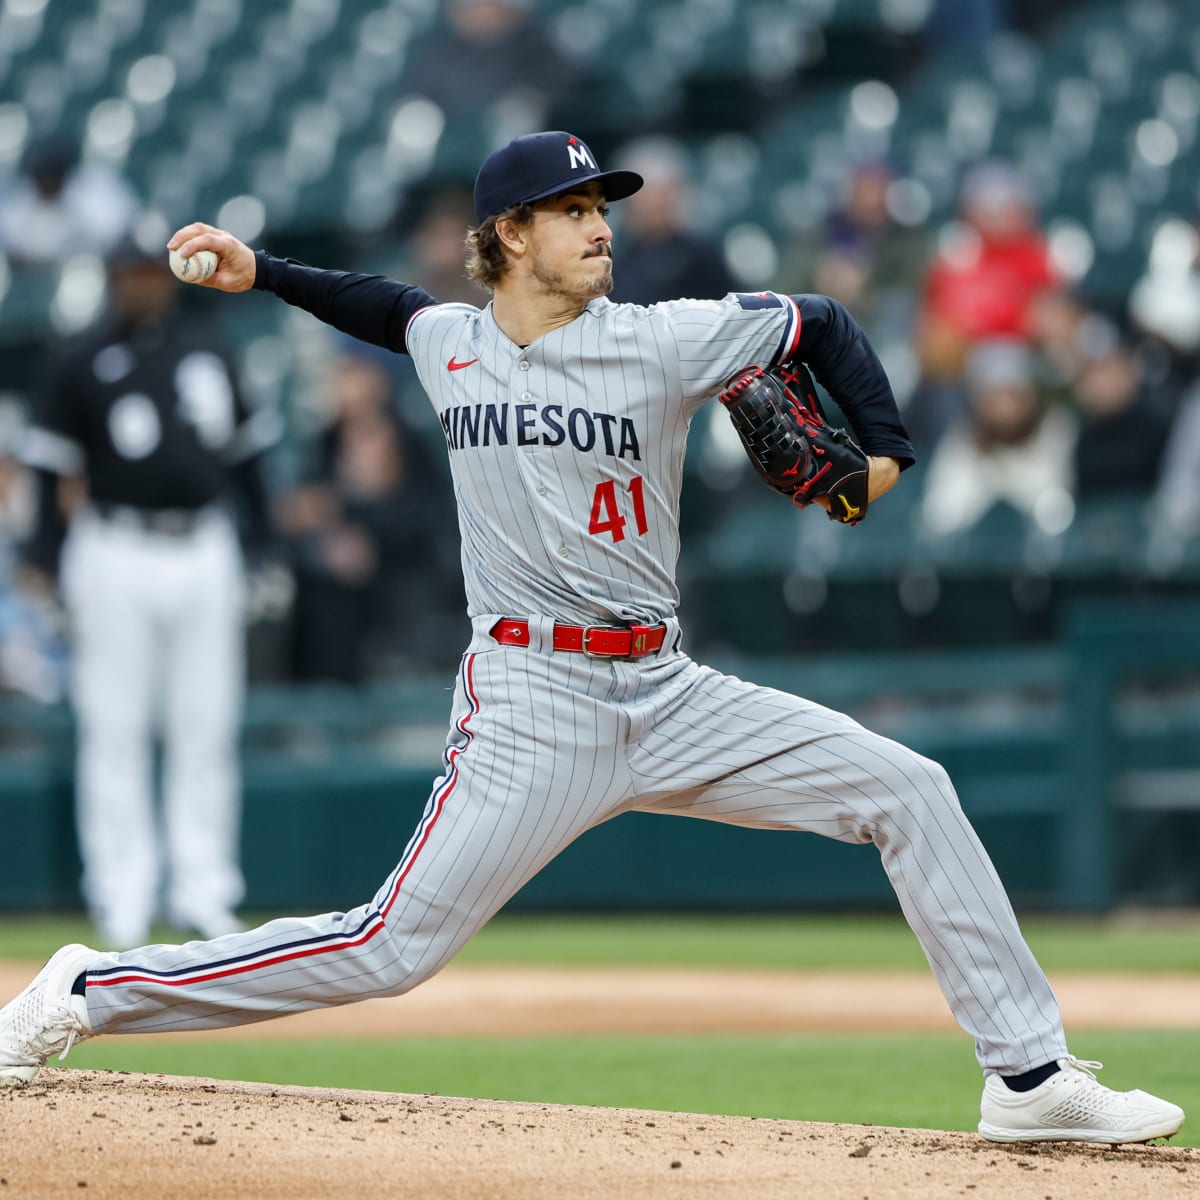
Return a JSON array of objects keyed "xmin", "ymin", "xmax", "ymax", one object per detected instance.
[{"xmin": 521, "ymin": 168, "xmax": 644, "ymax": 208}]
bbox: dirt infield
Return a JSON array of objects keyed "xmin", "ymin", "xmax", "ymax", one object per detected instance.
[
  {"xmin": 3, "ymin": 1069, "xmax": 1196, "ymax": 1199},
  {"xmin": 1, "ymin": 965, "xmax": 1196, "ymax": 1197}
]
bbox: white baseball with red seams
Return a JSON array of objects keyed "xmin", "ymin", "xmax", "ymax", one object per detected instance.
[{"xmin": 169, "ymin": 248, "xmax": 218, "ymax": 284}]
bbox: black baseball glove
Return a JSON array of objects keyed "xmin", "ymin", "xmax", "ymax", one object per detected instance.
[{"xmin": 716, "ymin": 362, "xmax": 870, "ymax": 524}]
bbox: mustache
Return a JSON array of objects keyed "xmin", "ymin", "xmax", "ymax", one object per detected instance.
[{"xmin": 584, "ymin": 245, "xmax": 612, "ymax": 259}]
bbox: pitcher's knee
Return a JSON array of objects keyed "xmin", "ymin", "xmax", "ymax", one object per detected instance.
[
  {"xmin": 374, "ymin": 953, "xmax": 434, "ymax": 997},
  {"xmin": 360, "ymin": 907, "xmax": 463, "ymax": 999},
  {"xmin": 870, "ymin": 749, "xmax": 963, "ymax": 832},
  {"xmin": 350, "ymin": 935, "xmax": 442, "ymax": 999}
]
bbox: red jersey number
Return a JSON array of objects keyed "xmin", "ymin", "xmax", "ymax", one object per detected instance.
[{"xmin": 588, "ymin": 475, "xmax": 649, "ymax": 543}]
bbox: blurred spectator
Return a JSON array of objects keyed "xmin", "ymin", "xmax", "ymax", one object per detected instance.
[
  {"xmin": 1028, "ymin": 290, "xmax": 1091, "ymax": 400},
  {"xmin": 608, "ymin": 136, "xmax": 737, "ymax": 306},
  {"xmin": 391, "ymin": 188, "xmax": 481, "ymax": 307},
  {"xmin": 1128, "ymin": 216, "xmax": 1200, "ymax": 393},
  {"xmin": 1069, "ymin": 318, "xmax": 1174, "ymax": 500},
  {"xmin": 920, "ymin": 160, "xmax": 1059, "ymax": 349},
  {"xmin": 275, "ymin": 345, "xmax": 465, "ymax": 684},
  {"xmin": 911, "ymin": 161, "xmax": 1060, "ymax": 445},
  {"xmin": 919, "ymin": 339, "xmax": 1075, "ymax": 538},
  {"xmin": 19, "ymin": 221, "xmax": 276, "ymax": 948},
  {"xmin": 781, "ymin": 158, "xmax": 926, "ymax": 349},
  {"xmin": 0, "ymin": 137, "xmax": 138, "ymax": 266},
  {"xmin": 403, "ymin": 0, "xmax": 577, "ymax": 130}
]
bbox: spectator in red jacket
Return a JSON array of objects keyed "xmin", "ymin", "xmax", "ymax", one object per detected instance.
[{"xmin": 911, "ymin": 161, "xmax": 1061, "ymax": 446}]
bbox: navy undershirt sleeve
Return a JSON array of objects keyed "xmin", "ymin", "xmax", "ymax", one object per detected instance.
[
  {"xmin": 789, "ymin": 294, "xmax": 916, "ymax": 469},
  {"xmin": 253, "ymin": 250, "xmax": 436, "ymax": 355}
]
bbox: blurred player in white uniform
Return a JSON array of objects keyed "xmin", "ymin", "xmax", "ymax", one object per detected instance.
[
  {"xmin": 20, "ymin": 226, "xmax": 277, "ymax": 948},
  {"xmin": 0, "ymin": 135, "xmax": 1184, "ymax": 1146}
]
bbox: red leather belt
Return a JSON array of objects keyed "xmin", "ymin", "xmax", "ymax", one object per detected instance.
[{"xmin": 490, "ymin": 618, "xmax": 667, "ymax": 659}]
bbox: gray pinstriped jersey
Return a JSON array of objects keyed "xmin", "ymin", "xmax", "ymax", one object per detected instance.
[{"xmin": 406, "ymin": 293, "xmax": 799, "ymax": 624}]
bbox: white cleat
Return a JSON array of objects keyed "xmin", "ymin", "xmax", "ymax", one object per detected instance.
[
  {"xmin": 0, "ymin": 943, "xmax": 98, "ymax": 1087},
  {"xmin": 979, "ymin": 1056, "xmax": 1185, "ymax": 1144}
]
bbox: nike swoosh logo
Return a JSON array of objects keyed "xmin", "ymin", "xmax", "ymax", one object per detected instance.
[{"xmin": 447, "ymin": 357, "xmax": 478, "ymax": 371}]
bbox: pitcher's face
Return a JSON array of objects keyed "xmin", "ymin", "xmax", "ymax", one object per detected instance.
[{"xmin": 526, "ymin": 184, "xmax": 614, "ymax": 303}]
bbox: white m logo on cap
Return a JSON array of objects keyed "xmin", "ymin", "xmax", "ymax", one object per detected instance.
[{"xmin": 567, "ymin": 141, "xmax": 597, "ymax": 171}]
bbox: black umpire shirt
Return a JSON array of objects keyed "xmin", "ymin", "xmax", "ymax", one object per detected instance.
[{"xmin": 22, "ymin": 311, "xmax": 275, "ymax": 570}]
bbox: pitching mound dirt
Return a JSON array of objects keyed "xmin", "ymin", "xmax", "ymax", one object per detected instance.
[{"xmin": 1, "ymin": 1069, "xmax": 1195, "ymax": 1200}]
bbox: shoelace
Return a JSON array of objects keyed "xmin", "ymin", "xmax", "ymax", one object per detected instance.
[
  {"xmin": 1060, "ymin": 1056, "xmax": 1104, "ymax": 1082},
  {"xmin": 20, "ymin": 1002, "xmax": 88, "ymax": 1064}
]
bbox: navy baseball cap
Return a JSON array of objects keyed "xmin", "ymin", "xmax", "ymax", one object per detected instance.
[{"xmin": 473, "ymin": 131, "xmax": 643, "ymax": 224}]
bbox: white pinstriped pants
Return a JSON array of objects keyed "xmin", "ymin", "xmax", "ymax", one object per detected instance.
[
  {"xmin": 62, "ymin": 508, "xmax": 245, "ymax": 941},
  {"xmin": 83, "ymin": 615, "xmax": 1067, "ymax": 1073}
]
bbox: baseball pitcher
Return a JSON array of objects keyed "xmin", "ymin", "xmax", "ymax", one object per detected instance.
[{"xmin": 0, "ymin": 132, "xmax": 1184, "ymax": 1145}]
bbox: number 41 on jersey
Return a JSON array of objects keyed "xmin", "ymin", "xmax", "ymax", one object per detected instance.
[{"xmin": 588, "ymin": 475, "xmax": 648, "ymax": 543}]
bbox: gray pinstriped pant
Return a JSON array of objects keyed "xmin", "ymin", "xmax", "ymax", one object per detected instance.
[{"xmin": 84, "ymin": 616, "xmax": 1067, "ymax": 1074}]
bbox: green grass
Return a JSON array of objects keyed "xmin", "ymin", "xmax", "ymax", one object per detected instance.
[
  {"xmin": 3, "ymin": 912, "xmax": 1200, "ymax": 972},
  {"xmin": 65, "ymin": 1029, "xmax": 1200, "ymax": 1145},
  {"xmin": 455, "ymin": 913, "xmax": 1200, "ymax": 973}
]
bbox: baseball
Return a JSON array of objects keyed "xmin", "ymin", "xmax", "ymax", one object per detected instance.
[{"xmin": 169, "ymin": 248, "xmax": 219, "ymax": 284}]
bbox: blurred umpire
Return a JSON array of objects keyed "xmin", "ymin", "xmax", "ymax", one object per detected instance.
[{"xmin": 20, "ymin": 220, "xmax": 279, "ymax": 949}]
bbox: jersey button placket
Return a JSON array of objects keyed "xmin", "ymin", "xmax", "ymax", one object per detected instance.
[{"xmin": 512, "ymin": 356, "xmax": 561, "ymax": 561}]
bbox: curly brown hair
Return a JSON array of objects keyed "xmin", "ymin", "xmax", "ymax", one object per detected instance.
[{"xmin": 464, "ymin": 203, "xmax": 533, "ymax": 291}]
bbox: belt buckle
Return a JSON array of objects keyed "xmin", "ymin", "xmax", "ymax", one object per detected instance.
[{"xmin": 581, "ymin": 625, "xmax": 628, "ymax": 658}]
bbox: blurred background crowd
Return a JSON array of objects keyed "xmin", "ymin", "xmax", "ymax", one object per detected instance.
[{"xmin": 1, "ymin": 0, "xmax": 1200, "ymax": 696}]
